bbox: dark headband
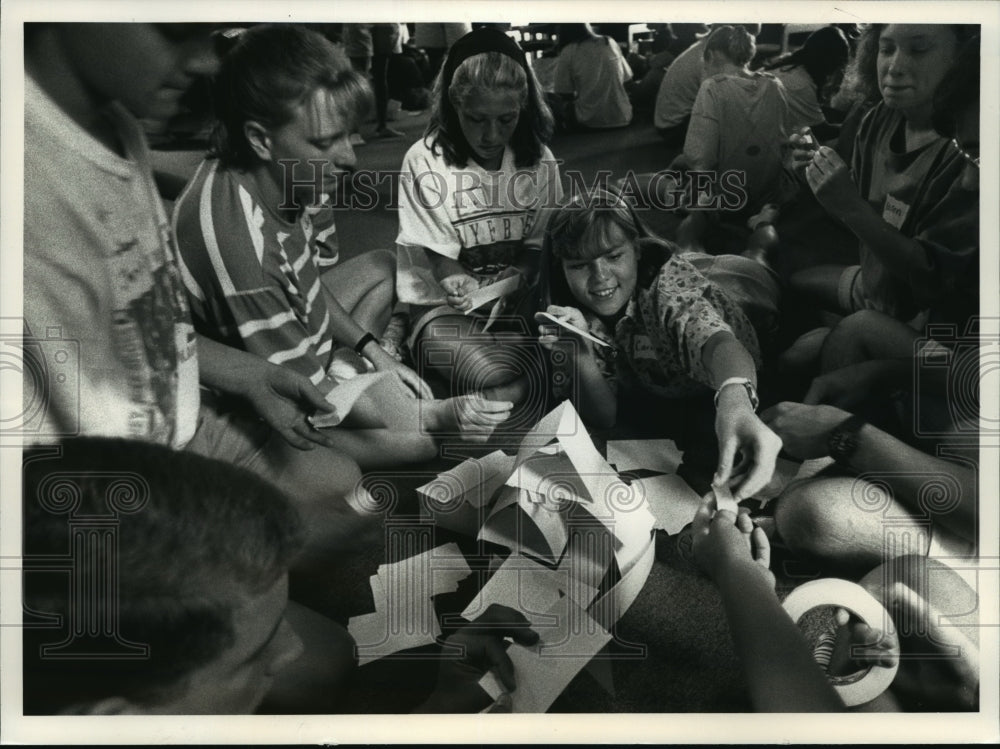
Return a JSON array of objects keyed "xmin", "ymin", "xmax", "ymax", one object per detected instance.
[{"xmin": 441, "ymin": 27, "xmax": 529, "ymax": 89}]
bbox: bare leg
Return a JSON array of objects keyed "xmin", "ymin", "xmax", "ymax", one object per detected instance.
[
  {"xmin": 414, "ymin": 314, "xmax": 542, "ymax": 401},
  {"xmin": 789, "ymin": 264, "xmax": 849, "ymax": 312},
  {"xmin": 256, "ymin": 437, "xmax": 383, "ymax": 572},
  {"xmin": 321, "ymin": 250, "xmax": 397, "ymax": 337},
  {"xmin": 779, "ymin": 327, "xmax": 831, "ymax": 376},
  {"xmin": 775, "ymin": 476, "xmax": 931, "ymax": 575},
  {"xmin": 820, "ymin": 309, "xmax": 921, "ymax": 373}
]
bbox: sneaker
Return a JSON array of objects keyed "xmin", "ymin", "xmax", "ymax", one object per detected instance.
[
  {"xmin": 349, "ymin": 132, "xmax": 366, "ymax": 146},
  {"xmin": 380, "ymin": 312, "xmax": 409, "ymax": 363}
]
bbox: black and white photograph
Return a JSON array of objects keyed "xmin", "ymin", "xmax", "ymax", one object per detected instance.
[{"xmin": 1, "ymin": 0, "xmax": 997, "ymax": 743}]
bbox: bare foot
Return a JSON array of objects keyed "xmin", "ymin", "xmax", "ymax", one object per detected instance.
[{"xmin": 433, "ymin": 394, "xmax": 513, "ymax": 443}]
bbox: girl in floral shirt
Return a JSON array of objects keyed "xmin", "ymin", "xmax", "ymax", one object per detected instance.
[{"xmin": 538, "ymin": 188, "xmax": 781, "ymax": 500}]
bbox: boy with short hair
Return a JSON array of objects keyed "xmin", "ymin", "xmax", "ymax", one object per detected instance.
[{"xmin": 22, "ymin": 438, "xmax": 537, "ymax": 714}]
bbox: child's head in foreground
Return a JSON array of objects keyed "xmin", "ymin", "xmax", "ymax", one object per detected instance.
[
  {"xmin": 22, "ymin": 438, "xmax": 305, "ymax": 714},
  {"xmin": 543, "ymin": 189, "xmax": 672, "ymax": 319}
]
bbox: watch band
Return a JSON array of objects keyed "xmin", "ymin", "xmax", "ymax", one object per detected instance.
[
  {"xmin": 354, "ymin": 332, "xmax": 378, "ymax": 355},
  {"xmin": 827, "ymin": 414, "xmax": 868, "ymax": 464},
  {"xmin": 714, "ymin": 377, "xmax": 759, "ymax": 412}
]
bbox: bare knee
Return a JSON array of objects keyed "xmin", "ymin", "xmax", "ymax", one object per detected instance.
[
  {"xmin": 775, "ymin": 478, "xmax": 888, "ymax": 569},
  {"xmin": 778, "ymin": 327, "xmax": 829, "ymax": 374},
  {"xmin": 365, "ymin": 248, "xmax": 396, "ymax": 282},
  {"xmin": 417, "ymin": 320, "xmax": 524, "ymax": 391},
  {"xmin": 820, "ymin": 310, "xmax": 886, "ymax": 371}
]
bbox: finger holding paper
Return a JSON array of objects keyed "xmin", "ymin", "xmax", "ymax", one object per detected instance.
[
  {"xmin": 453, "ymin": 394, "xmax": 514, "ymax": 442},
  {"xmin": 308, "ymin": 372, "xmax": 388, "ymax": 429},
  {"xmin": 441, "ymin": 273, "xmax": 479, "ymax": 312}
]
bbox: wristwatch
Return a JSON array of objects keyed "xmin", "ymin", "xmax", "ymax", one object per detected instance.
[
  {"xmin": 827, "ymin": 414, "xmax": 867, "ymax": 463},
  {"xmin": 714, "ymin": 377, "xmax": 759, "ymax": 412}
]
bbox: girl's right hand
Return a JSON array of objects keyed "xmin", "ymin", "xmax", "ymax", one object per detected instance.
[
  {"xmin": 788, "ymin": 127, "xmax": 819, "ymax": 175},
  {"xmin": 534, "ymin": 305, "xmax": 592, "ymax": 355},
  {"xmin": 440, "ymin": 273, "xmax": 479, "ymax": 312}
]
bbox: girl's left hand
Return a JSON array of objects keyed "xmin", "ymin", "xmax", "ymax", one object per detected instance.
[
  {"xmin": 714, "ymin": 394, "xmax": 782, "ymax": 502},
  {"xmin": 368, "ymin": 347, "xmax": 434, "ymax": 399},
  {"xmin": 804, "ymin": 146, "xmax": 863, "ymax": 222}
]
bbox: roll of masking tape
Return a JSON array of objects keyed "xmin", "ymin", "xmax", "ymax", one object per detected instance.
[{"xmin": 781, "ymin": 578, "xmax": 899, "ymax": 706}]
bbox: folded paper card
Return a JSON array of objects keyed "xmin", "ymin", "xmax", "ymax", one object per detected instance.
[
  {"xmin": 308, "ymin": 371, "xmax": 388, "ymax": 428},
  {"xmin": 580, "ymin": 480, "xmax": 655, "ymax": 576},
  {"xmin": 506, "ymin": 451, "xmax": 592, "ymax": 503},
  {"xmin": 478, "ymin": 487, "xmax": 568, "ymax": 563},
  {"xmin": 348, "ymin": 610, "xmax": 439, "ymax": 666},
  {"xmin": 513, "ymin": 401, "xmax": 620, "ymax": 504},
  {"xmin": 513, "ymin": 399, "xmax": 583, "ymax": 454},
  {"xmin": 587, "ymin": 536, "xmax": 655, "ymax": 632}
]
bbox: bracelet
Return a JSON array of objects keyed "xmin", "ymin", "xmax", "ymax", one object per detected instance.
[
  {"xmin": 354, "ymin": 332, "xmax": 378, "ymax": 355},
  {"xmin": 714, "ymin": 377, "xmax": 759, "ymax": 412}
]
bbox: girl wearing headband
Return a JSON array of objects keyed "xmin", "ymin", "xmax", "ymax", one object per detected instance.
[
  {"xmin": 395, "ymin": 28, "xmax": 562, "ymax": 409},
  {"xmin": 538, "ymin": 188, "xmax": 781, "ymax": 501}
]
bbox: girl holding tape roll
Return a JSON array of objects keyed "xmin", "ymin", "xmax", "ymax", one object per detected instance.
[{"xmin": 537, "ymin": 188, "xmax": 782, "ymax": 501}]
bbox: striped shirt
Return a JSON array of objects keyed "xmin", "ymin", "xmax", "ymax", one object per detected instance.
[{"xmin": 172, "ymin": 159, "xmax": 340, "ymax": 386}]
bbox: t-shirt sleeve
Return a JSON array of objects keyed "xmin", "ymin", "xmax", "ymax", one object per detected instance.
[
  {"xmin": 683, "ymin": 80, "xmax": 720, "ymax": 171},
  {"xmin": 908, "ymin": 171, "xmax": 979, "ymax": 307},
  {"xmin": 174, "ymin": 168, "xmax": 332, "ymax": 385},
  {"xmin": 396, "ymin": 143, "xmax": 463, "ymax": 259}
]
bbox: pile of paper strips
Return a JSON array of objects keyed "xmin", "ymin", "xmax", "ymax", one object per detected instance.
[{"xmin": 354, "ymin": 401, "xmax": 718, "ymax": 711}]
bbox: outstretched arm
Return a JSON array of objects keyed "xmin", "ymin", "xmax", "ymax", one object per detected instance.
[
  {"xmin": 762, "ymin": 402, "xmax": 977, "ymax": 542},
  {"xmin": 691, "ymin": 496, "xmax": 845, "ymax": 712},
  {"xmin": 702, "ymin": 330, "xmax": 782, "ymax": 501}
]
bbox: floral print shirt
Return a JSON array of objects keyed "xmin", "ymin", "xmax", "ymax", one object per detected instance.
[{"xmin": 555, "ymin": 254, "xmax": 762, "ymax": 400}]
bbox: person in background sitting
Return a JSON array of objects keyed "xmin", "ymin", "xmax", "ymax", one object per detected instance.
[
  {"xmin": 552, "ymin": 23, "xmax": 633, "ymax": 130},
  {"xmin": 763, "ymin": 26, "xmax": 851, "ymax": 137},
  {"xmin": 653, "ymin": 23, "xmax": 762, "ymax": 147}
]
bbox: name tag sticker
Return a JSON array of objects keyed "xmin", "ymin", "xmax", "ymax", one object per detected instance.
[{"xmin": 882, "ymin": 194, "xmax": 910, "ymax": 229}]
